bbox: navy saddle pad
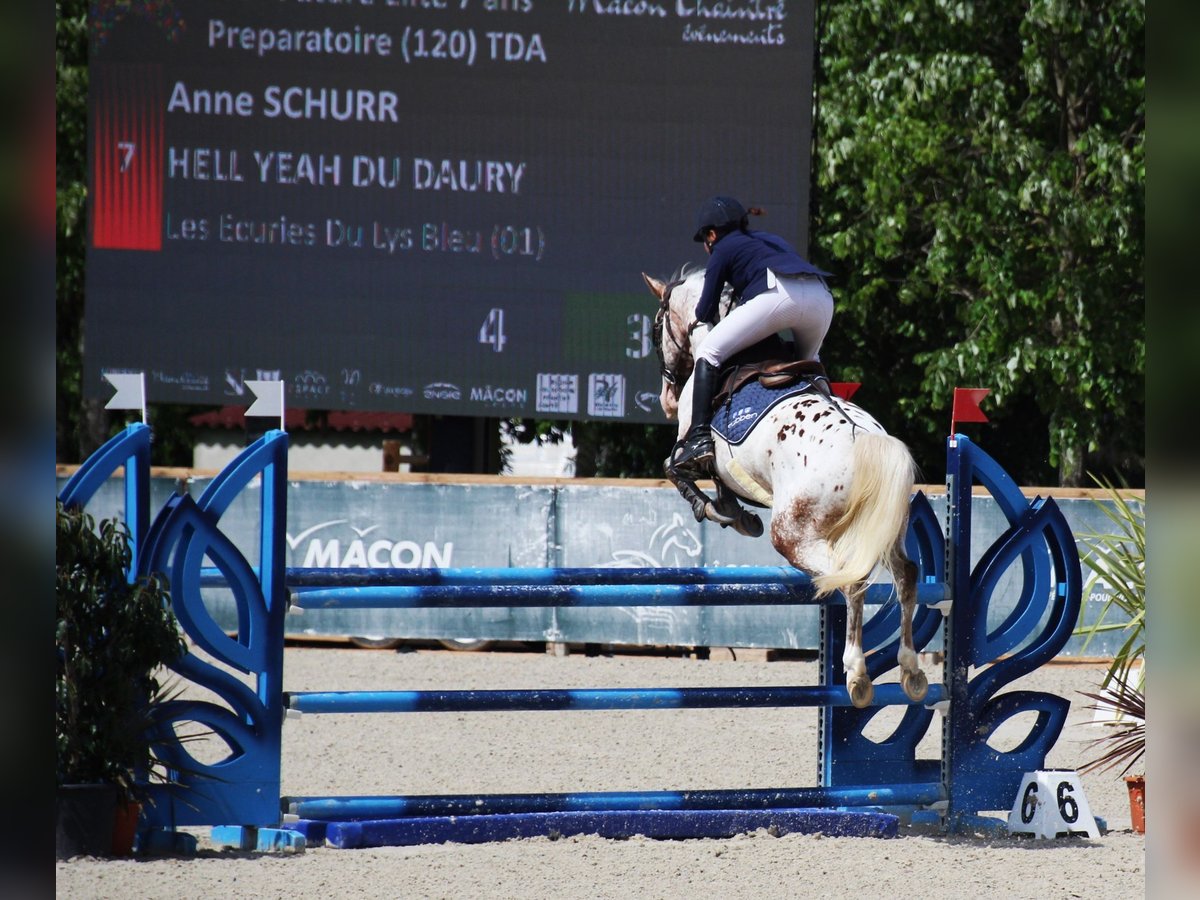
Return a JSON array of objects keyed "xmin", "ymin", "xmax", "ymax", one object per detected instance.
[{"xmin": 712, "ymin": 378, "xmax": 817, "ymax": 446}]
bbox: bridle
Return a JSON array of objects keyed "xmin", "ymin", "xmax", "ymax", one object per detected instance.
[{"xmin": 652, "ymin": 277, "xmax": 707, "ymax": 391}]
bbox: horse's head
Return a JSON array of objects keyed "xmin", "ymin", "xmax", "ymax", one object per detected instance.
[{"xmin": 641, "ymin": 268, "xmax": 709, "ymax": 420}]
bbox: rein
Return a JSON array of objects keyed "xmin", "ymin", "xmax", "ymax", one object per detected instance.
[
  {"xmin": 653, "ymin": 277, "xmax": 693, "ymax": 387},
  {"xmin": 652, "ymin": 273, "xmax": 731, "ymax": 390}
]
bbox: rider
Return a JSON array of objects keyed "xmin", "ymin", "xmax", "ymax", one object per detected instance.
[{"xmin": 670, "ymin": 196, "xmax": 834, "ymax": 476}]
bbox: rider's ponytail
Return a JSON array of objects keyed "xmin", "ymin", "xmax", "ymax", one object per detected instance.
[{"xmin": 738, "ymin": 206, "xmax": 765, "ymax": 231}]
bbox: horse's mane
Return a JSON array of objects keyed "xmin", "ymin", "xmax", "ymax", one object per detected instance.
[
  {"xmin": 669, "ymin": 263, "xmax": 704, "ymax": 284},
  {"xmin": 666, "ymin": 264, "xmax": 733, "ymax": 322}
]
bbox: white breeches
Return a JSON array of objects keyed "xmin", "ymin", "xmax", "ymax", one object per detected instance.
[{"xmin": 695, "ymin": 273, "xmax": 834, "ymax": 367}]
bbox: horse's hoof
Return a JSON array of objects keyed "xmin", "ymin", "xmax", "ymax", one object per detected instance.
[
  {"xmin": 734, "ymin": 512, "xmax": 764, "ymax": 538},
  {"xmin": 848, "ymin": 676, "xmax": 874, "ymax": 709},
  {"xmin": 703, "ymin": 501, "xmax": 738, "ymax": 527},
  {"xmin": 902, "ymin": 669, "xmax": 929, "ymax": 703}
]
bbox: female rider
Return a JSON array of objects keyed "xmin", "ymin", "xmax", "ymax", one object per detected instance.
[{"xmin": 670, "ymin": 196, "xmax": 834, "ymax": 476}]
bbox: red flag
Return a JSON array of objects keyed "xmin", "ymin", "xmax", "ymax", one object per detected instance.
[
  {"xmin": 951, "ymin": 388, "xmax": 990, "ymax": 430},
  {"xmin": 831, "ymin": 382, "xmax": 861, "ymax": 401}
]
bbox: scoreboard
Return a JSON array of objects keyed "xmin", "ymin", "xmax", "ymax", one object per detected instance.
[{"xmin": 85, "ymin": 0, "xmax": 817, "ymax": 422}]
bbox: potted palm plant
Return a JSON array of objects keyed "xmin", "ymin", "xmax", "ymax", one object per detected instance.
[
  {"xmin": 1073, "ymin": 478, "xmax": 1145, "ymax": 832},
  {"xmin": 56, "ymin": 501, "xmax": 185, "ymax": 857}
]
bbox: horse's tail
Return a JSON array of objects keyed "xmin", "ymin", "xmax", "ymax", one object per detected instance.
[{"xmin": 812, "ymin": 433, "xmax": 916, "ymax": 598}]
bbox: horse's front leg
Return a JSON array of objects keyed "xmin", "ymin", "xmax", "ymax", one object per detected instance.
[
  {"xmin": 664, "ymin": 462, "xmax": 739, "ymax": 527},
  {"xmin": 664, "ymin": 462, "xmax": 711, "ymax": 523},
  {"xmin": 712, "ymin": 478, "xmax": 763, "ymax": 538},
  {"xmin": 895, "ymin": 554, "xmax": 928, "ymax": 702},
  {"xmin": 842, "ymin": 583, "xmax": 873, "ymax": 708}
]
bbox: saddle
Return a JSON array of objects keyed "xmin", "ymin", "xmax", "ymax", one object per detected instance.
[{"xmin": 713, "ymin": 358, "xmax": 829, "ymax": 410}]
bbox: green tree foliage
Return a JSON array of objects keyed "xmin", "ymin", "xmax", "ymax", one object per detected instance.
[
  {"xmin": 503, "ymin": 418, "xmax": 675, "ymax": 478},
  {"xmin": 812, "ymin": 0, "xmax": 1144, "ymax": 485},
  {"xmin": 57, "ymin": 0, "xmax": 95, "ymax": 461}
]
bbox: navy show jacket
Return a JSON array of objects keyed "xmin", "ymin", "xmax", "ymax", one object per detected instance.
[{"xmin": 695, "ymin": 229, "xmax": 830, "ymax": 325}]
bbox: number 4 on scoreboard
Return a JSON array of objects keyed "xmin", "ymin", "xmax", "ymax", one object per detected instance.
[{"xmin": 479, "ymin": 308, "xmax": 507, "ymax": 352}]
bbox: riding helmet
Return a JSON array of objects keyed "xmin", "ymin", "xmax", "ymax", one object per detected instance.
[{"xmin": 693, "ymin": 195, "xmax": 747, "ymax": 242}]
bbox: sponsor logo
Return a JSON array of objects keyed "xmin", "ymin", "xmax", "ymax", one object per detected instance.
[
  {"xmin": 151, "ymin": 370, "xmax": 210, "ymax": 392},
  {"xmin": 224, "ymin": 369, "xmax": 245, "ymax": 397},
  {"xmin": 224, "ymin": 368, "xmax": 283, "ymax": 397},
  {"xmin": 286, "ymin": 520, "xmax": 454, "ymax": 569},
  {"xmin": 470, "ymin": 385, "xmax": 529, "ymax": 406},
  {"xmin": 369, "ymin": 382, "xmax": 415, "ymax": 398},
  {"xmin": 634, "ymin": 390, "xmax": 659, "ymax": 412},
  {"xmin": 293, "ymin": 369, "xmax": 331, "ymax": 399},
  {"xmin": 587, "ymin": 373, "xmax": 625, "ymax": 417},
  {"xmin": 537, "ymin": 373, "xmax": 579, "ymax": 414},
  {"xmin": 728, "ymin": 404, "xmax": 759, "ymax": 429},
  {"xmin": 423, "ymin": 382, "xmax": 462, "ymax": 400}
]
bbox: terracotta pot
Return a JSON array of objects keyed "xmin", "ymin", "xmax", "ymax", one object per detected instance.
[
  {"xmin": 1125, "ymin": 774, "xmax": 1145, "ymax": 834},
  {"xmin": 111, "ymin": 800, "xmax": 142, "ymax": 856}
]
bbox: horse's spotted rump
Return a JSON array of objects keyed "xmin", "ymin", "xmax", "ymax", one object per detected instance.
[{"xmin": 770, "ymin": 496, "xmax": 815, "ymax": 559}]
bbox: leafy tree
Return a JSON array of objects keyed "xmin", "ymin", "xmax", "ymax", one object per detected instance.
[
  {"xmin": 812, "ymin": 0, "xmax": 1144, "ymax": 486},
  {"xmin": 57, "ymin": 0, "xmax": 105, "ymax": 462},
  {"xmin": 501, "ymin": 418, "xmax": 674, "ymax": 478}
]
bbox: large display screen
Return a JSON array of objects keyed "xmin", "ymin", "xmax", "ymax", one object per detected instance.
[{"xmin": 85, "ymin": 0, "xmax": 817, "ymax": 423}]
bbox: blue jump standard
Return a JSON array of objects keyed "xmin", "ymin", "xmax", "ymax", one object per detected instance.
[
  {"xmin": 289, "ymin": 808, "xmax": 900, "ymax": 849},
  {"xmin": 286, "ymin": 683, "xmax": 946, "ymax": 714}
]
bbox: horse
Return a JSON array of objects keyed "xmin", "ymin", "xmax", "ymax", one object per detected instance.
[{"xmin": 642, "ymin": 267, "xmax": 928, "ymax": 708}]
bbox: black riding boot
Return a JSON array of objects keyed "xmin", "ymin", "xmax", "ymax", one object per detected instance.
[{"xmin": 670, "ymin": 359, "xmax": 719, "ymax": 474}]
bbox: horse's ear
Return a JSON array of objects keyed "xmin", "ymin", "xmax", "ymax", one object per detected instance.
[{"xmin": 642, "ymin": 273, "xmax": 667, "ymax": 300}]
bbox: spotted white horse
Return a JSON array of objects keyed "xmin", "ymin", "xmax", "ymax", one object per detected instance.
[{"xmin": 643, "ymin": 268, "xmax": 928, "ymax": 708}]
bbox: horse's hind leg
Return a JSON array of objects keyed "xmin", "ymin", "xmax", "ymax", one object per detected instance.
[
  {"xmin": 894, "ymin": 550, "xmax": 928, "ymax": 702},
  {"xmin": 843, "ymin": 583, "xmax": 873, "ymax": 708}
]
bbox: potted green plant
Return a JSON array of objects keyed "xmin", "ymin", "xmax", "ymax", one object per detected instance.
[
  {"xmin": 1073, "ymin": 478, "xmax": 1145, "ymax": 832},
  {"xmin": 56, "ymin": 501, "xmax": 185, "ymax": 858}
]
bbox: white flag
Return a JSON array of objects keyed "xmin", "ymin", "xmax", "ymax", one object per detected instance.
[
  {"xmin": 245, "ymin": 380, "xmax": 285, "ymax": 424},
  {"xmin": 103, "ymin": 372, "xmax": 145, "ymax": 418}
]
